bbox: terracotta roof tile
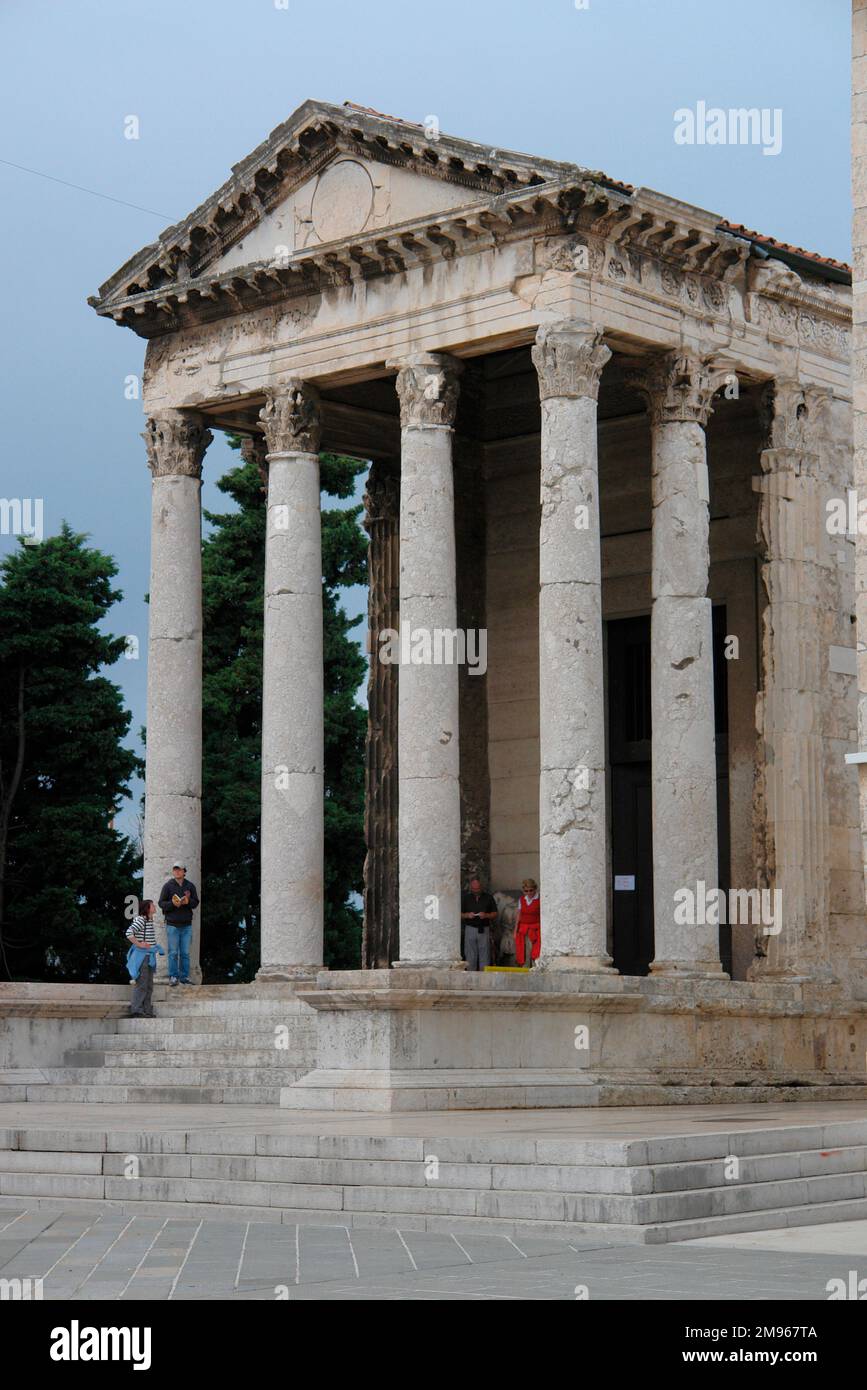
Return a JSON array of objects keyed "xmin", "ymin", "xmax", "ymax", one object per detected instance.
[{"xmin": 718, "ymin": 220, "xmax": 850, "ymax": 276}]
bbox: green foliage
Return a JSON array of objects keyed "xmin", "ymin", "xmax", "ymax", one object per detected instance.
[
  {"xmin": 0, "ymin": 525, "xmax": 141, "ymax": 981},
  {"xmin": 201, "ymin": 440, "xmax": 367, "ymax": 979}
]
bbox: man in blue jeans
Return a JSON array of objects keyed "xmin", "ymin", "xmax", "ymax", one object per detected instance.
[{"xmin": 158, "ymin": 861, "xmax": 200, "ymax": 986}]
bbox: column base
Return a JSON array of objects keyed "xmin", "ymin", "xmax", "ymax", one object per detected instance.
[
  {"xmin": 650, "ymin": 960, "xmax": 729, "ymax": 979},
  {"xmin": 538, "ymin": 955, "xmax": 617, "ymax": 974},
  {"xmin": 256, "ymin": 964, "xmax": 321, "ymax": 983}
]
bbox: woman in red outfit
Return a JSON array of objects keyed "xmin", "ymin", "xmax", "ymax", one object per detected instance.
[{"xmin": 515, "ymin": 877, "xmax": 541, "ymax": 967}]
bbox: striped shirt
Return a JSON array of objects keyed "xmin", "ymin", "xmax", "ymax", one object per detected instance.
[{"xmin": 126, "ymin": 914, "xmax": 156, "ymax": 947}]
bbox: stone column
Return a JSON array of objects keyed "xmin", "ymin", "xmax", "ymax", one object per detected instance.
[
  {"xmin": 391, "ymin": 353, "xmax": 464, "ymax": 967},
  {"xmin": 455, "ymin": 430, "xmax": 491, "ymax": 886},
  {"xmin": 853, "ymin": 0, "xmax": 867, "ymax": 990},
  {"xmin": 257, "ymin": 381, "xmax": 324, "ymax": 979},
  {"xmin": 635, "ymin": 352, "xmax": 727, "ymax": 976},
  {"xmin": 143, "ymin": 411, "xmax": 212, "ymax": 981},
  {"xmin": 531, "ymin": 320, "xmax": 613, "ymax": 970},
  {"xmin": 753, "ymin": 381, "xmax": 833, "ymax": 980},
  {"xmin": 362, "ymin": 460, "xmax": 400, "ymax": 968}
]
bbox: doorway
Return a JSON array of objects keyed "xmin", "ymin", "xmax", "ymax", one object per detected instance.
[{"xmin": 607, "ymin": 609, "xmax": 731, "ymax": 976}]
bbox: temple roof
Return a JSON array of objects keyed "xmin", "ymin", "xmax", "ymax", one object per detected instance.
[{"xmin": 89, "ymin": 98, "xmax": 849, "ymax": 339}]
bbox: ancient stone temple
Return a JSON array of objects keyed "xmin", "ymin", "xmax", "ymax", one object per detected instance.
[{"xmin": 88, "ymin": 98, "xmax": 867, "ymax": 1109}]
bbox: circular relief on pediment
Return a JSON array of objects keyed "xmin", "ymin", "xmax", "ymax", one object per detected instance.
[{"xmin": 311, "ymin": 160, "xmax": 374, "ymax": 243}]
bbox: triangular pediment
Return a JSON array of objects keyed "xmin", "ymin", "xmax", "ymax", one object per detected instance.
[
  {"xmin": 212, "ymin": 151, "xmax": 482, "ymax": 275},
  {"xmin": 92, "ymin": 99, "xmax": 586, "ymax": 316}
]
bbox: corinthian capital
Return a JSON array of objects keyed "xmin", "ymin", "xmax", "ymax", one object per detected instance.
[
  {"xmin": 631, "ymin": 351, "xmax": 733, "ymax": 427},
  {"xmin": 759, "ymin": 379, "xmax": 832, "ymax": 459},
  {"xmin": 143, "ymin": 412, "xmax": 212, "ymax": 479},
  {"xmin": 391, "ymin": 353, "xmax": 461, "ymax": 429},
  {"xmin": 260, "ymin": 379, "xmax": 322, "ymax": 455},
  {"xmin": 531, "ymin": 320, "xmax": 611, "ymax": 402}
]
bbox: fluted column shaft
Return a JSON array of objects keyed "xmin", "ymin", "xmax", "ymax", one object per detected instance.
[
  {"xmin": 635, "ymin": 353, "xmax": 726, "ymax": 976},
  {"xmin": 392, "ymin": 354, "xmax": 463, "ymax": 967},
  {"xmin": 143, "ymin": 412, "xmax": 211, "ymax": 981},
  {"xmin": 257, "ymin": 381, "xmax": 324, "ymax": 979},
  {"xmin": 532, "ymin": 320, "xmax": 613, "ymax": 969}
]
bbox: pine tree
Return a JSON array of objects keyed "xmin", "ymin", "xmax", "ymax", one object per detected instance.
[
  {"xmin": 200, "ymin": 441, "xmax": 367, "ymax": 979},
  {"xmin": 0, "ymin": 525, "xmax": 141, "ymax": 981}
]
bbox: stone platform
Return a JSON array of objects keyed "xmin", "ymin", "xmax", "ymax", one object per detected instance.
[
  {"xmin": 286, "ymin": 969, "xmax": 867, "ymax": 1111},
  {"xmin": 1, "ymin": 1099, "xmax": 866, "ymax": 1245}
]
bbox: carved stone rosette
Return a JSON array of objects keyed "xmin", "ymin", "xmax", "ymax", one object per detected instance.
[
  {"xmin": 393, "ymin": 353, "xmax": 462, "ymax": 429},
  {"xmin": 631, "ymin": 351, "xmax": 733, "ymax": 427},
  {"xmin": 259, "ymin": 379, "xmax": 322, "ymax": 455},
  {"xmin": 143, "ymin": 412, "xmax": 212, "ymax": 478},
  {"xmin": 531, "ymin": 320, "xmax": 611, "ymax": 402}
]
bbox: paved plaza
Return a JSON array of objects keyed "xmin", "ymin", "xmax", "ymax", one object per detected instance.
[{"xmin": 1, "ymin": 1204, "xmax": 865, "ymax": 1301}]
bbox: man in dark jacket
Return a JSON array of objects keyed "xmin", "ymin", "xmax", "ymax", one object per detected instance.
[
  {"xmin": 158, "ymin": 862, "xmax": 200, "ymax": 986},
  {"xmin": 460, "ymin": 877, "xmax": 498, "ymax": 971}
]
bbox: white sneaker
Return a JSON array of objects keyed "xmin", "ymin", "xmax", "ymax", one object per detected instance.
[{"xmin": 169, "ymin": 977, "xmax": 179, "ymax": 987}]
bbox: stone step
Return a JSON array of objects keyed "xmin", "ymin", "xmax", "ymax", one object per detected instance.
[
  {"xmin": 5, "ymin": 1185, "xmax": 866, "ymax": 1245},
  {"xmin": 65, "ymin": 1049, "xmax": 305, "ymax": 1069},
  {"xmin": 7, "ymin": 1119, "xmax": 867, "ymax": 1165},
  {"xmin": 3, "ymin": 1144, "xmax": 864, "ymax": 1196},
  {"xmin": 1, "ymin": 1166, "xmax": 864, "ymax": 1225},
  {"xmin": 42, "ymin": 1066, "xmax": 305, "ymax": 1087},
  {"xmin": 116, "ymin": 998, "xmax": 314, "ymax": 1017},
  {"xmin": 281, "ymin": 1071, "xmax": 867, "ymax": 1112},
  {"xmin": 113, "ymin": 1011, "xmax": 313, "ymax": 1032},
  {"xmin": 6, "ymin": 1083, "xmax": 286, "ymax": 1104},
  {"xmin": 86, "ymin": 1031, "xmax": 289, "ymax": 1050}
]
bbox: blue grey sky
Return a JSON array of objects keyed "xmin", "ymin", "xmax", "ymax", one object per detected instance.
[{"xmin": 0, "ymin": 0, "xmax": 850, "ymax": 835}]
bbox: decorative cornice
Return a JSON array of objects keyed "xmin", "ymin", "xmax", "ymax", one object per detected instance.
[
  {"xmin": 90, "ymin": 177, "xmax": 610, "ymax": 339},
  {"xmin": 531, "ymin": 320, "xmax": 611, "ymax": 402},
  {"xmin": 143, "ymin": 412, "xmax": 212, "ymax": 478},
  {"xmin": 392, "ymin": 353, "xmax": 462, "ymax": 429},
  {"xmin": 630, "ymin": 351, "xmax": 733, "ymax": 427},
  {"xmin": 259, "ymin": 380, "xmax": 322, "ymax": 455}
]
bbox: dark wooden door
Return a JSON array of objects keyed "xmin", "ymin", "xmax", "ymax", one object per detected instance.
[{"xmin": 607, "ymin": 610, "xmax": 731, "ymax": 977}]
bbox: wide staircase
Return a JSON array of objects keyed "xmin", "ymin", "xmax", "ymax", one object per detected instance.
[
  {"xmin": 0, "ymin": 986, "xmax": 316, "ymax": 1105},
  {"xmin": 1, "ymin": 1113, "xmax": 866, "ymax": 1243}
]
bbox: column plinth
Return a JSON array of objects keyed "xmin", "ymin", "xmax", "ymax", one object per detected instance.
[
  {"xmin": 532, "ymin": 320, "xmax": 614, "ymax": 972},
  {"xmin": 143, "ymin": 411, "xmax": 211, "ymax": 982},
  {"xmin": 256, "ymin": 381, "xmax": 325, "ymax": 980},
  {"xmin": 390, "ymin": 353, "xmax": 464, "ymax": 969}
]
